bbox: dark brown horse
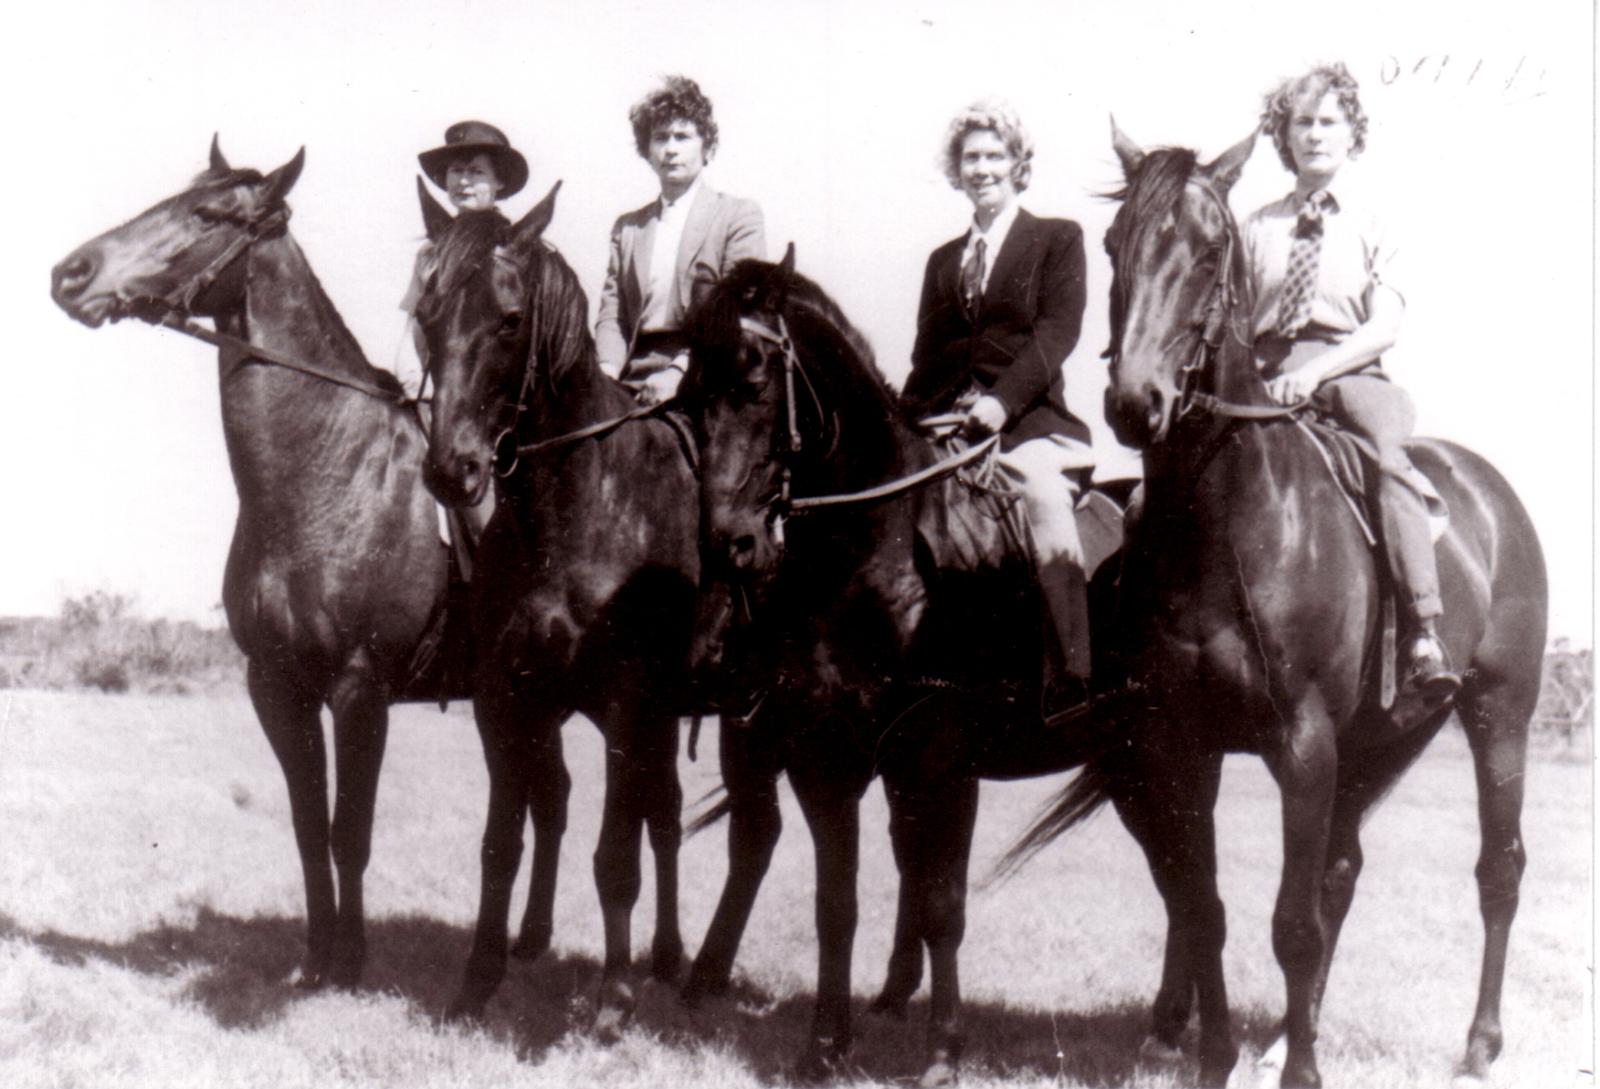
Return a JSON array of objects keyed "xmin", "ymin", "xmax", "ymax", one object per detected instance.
[
  {"xmin": 676, "ymin": 252, "xmax": 1118, "ymax": 1085},
  {"xmin": 1019, "ymin": 126, "xmax": 1546, "ymax": 1088},
  {"xmin": 412, "ymin": 186, "xmax": 698, "ymax": 1033},
  {"xmin": 47, "ymin": 139, "xmax": 572, "ymax": 988}
]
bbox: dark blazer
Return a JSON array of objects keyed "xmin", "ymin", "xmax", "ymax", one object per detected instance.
[{"xmin": 903, "ymin": 208, "xmax": 1089, "ymax": 451}]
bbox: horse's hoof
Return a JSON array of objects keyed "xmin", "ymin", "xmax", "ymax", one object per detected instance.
[
  {"xmin": 869, "ymin": 992, "xmax": 909, "ymax": 1020},
  {"xmin": 919, "ymin": 1057, "xmax": 959, "ymax": 1088},
  {"xmin": 593, "ymin": 1004, "xmax": 629, "ymax": 1044},
  {"xmin": 794, "ymin": 1037, "xmax": 851, "ymax": 1085},
  {"xmin": 444, "ymin": 992, "xmax": 487, "ymax": 1023},
  {"xmin": 651, "ymin": 940, "xmax": 685, "ymax": 984},
  {"xmin": 592, "ymin": 980, "xmax": 636, "ymax": 1044},
  {"xmin": 290, "ymin": 967, "xmax": 326, "ymax": 991},
  {"xmin": 1254, "ymin": 1035, "xmax": 1286, "ymax": 1074},
  {"xmin": 510, "ymin": 926, "xmax": 551, "ymax": 961},
  {"xmin": 681, "ymin": 969, "xmax": 728, "ymax": 1010},
  {"xmin": 1139, "ymin": 1034, "xmax": 1184, "ymax": 1063}
]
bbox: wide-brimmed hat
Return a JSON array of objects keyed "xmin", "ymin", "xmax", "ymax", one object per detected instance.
[{"xmin": 418, "ymin": 120, "xmax": 529, "ymax": 199}]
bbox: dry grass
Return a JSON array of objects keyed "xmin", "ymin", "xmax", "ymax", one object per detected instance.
[{"xmin": 0, "ymin": 689, "xmax": 1590, "ymax": 1088}]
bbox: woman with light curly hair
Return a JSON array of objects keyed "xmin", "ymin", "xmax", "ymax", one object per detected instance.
[
  {"xmin": 1245, "ymin": 62, "xmax": 1458, "ymax": 704},
  {"xmin": 902, "ymin": 99, "xmax": 1095, "ymax": 723}
]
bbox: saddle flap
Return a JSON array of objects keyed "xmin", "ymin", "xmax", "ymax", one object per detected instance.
[{"xmin": 1075, "ymin": 489, "xmax": 1123, "ymax": 580}]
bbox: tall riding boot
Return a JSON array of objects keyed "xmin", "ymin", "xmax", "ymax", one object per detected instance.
[
  {"xmin": 1379, "ymin": 472, "xmax": 1459, "ymax": 726},
  {"xmin": 1036, "ymin": 556, "xmax": 1091, "ymax": 725}
]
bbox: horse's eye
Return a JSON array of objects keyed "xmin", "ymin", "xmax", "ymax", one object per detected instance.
[
  {"xmin": 498, "ymin": 311, "xmax": 523, "ymax": 337},
  {"xmin": 192, "ymin": 206, "xmax": 226, "ymax": 228}
]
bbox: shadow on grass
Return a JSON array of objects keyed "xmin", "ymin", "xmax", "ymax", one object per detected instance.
[{"xmin": 0, "ymin": 908, "xmax": 1280, "ymax": 1085}]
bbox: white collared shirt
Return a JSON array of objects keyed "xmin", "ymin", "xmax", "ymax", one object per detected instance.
[
  {"xmin": 1245, "ymin": 181, "xmax": 1403, "ymax": 339},
  {"xmin": 960, "ymin": 200, "xmax": 1021, "ymax": 296},
  {"xmin": 639, "ymin": 176, "xmax": 703, "ymax": 333}
]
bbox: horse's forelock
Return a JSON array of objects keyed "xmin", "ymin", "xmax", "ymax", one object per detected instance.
[{"xmin": 429, "ymin": 210, "xmax": 512, "ymax": 301}]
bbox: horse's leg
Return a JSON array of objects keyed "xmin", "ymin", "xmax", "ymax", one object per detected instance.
[
  {"xmin": 1112, "ymin": 788, "xmax": 1194, "ymax": 1058},
  {"xmin": 448, "ymin": 693, "xmax": 554, "ymax": 1020},
  {"xmin": 1265, "ymin": 708, "xmax": 1339, "ymax": 1089},
  {"xmin": 325, "ymin": 658, "xmax": 390, "ymax": 987},
  {"xmin": 1455, "ymin": 680, "xmax": 1532, "ymax": 1083},
  {"xmin": 683, "ymin": 716, "xmax": 784, "ymax": 1006},
  {"xmin": 512, "ymin": 729, "xmax": 570, "ymax": 960},
  {"xmin": 590, "ymin": 708, "xmax": 654, "ymax": 1040},
  {"xmin": 642, "ymin": 714, "xmax": 685, "ymax": 983},
  {"xmin": 790, "ymin": 757, "xmax": 867, "ymax": 1078},
  {"xmin": 871, "ymin": 775, "xmax": 926, "ymax": 1019},
  {"xmin": 247, "ymin": 661, "xmax": 335, "ymax": 989},
  {"xmin": 1120, "ymin": 746, "xmax": 1236, "ymax": 1086},
  {"xmin": 906, "ymin": 770, "xmax": 979, "ymax": 1089}
]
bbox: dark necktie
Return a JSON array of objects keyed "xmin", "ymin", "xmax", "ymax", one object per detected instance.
[
  {"xmin": 960, "ymin": 237, "xmax": 987, "ymax": 320},
  {"xmin": 1275, "ymin": 191, "xmax": 1330, "ymax": 339}
]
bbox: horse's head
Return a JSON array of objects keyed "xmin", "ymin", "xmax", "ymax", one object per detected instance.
[
  {"xmin": 51, "ymin": 136, "xmax": 304, "ymax": 328},
  {"xmin": 683, "ymin": 246, "xmax": 892, "ymax": 593},
  {"xmin": 1102, "ymin": 120, "xmax": 1256, "ymax": 448},
  {"xmin": 412, "ymin": 180, "xmax": 571, "ymax": 507}
]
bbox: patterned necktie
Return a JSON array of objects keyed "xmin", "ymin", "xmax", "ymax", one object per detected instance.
[
  {"xmin": 1275, "ymin": 191, "xmax": 1330, "ymax": 339},
  {"xmin": 960, "ymin": 237, "xmax": 987, "ymax": 320}
]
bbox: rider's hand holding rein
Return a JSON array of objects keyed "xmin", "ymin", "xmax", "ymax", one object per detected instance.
[
  {"xmin": 962, "ymin": 394, "xmax": 1009, "ymax": 437},
  {"xmin": 1261, "ymin": 285, "xmax": 1403, "ymax": 406}
]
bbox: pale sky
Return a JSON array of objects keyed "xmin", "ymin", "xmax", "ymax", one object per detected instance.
[{"xmin": 5, "ymin": 0, "xmax": 1592, "ymax": 641}]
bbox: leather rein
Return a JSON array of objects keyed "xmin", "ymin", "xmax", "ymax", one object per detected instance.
[
  {"xmin": 738, "ymin": 313, "xmax": 1001, "ymax": 535},
  {"xmin": 146, "ymin": 201, "xmax": 409, "ymax": 406},
  {"xmin": 1157, "ymin": 179, "xmax": 1306, "ymax": 425}
]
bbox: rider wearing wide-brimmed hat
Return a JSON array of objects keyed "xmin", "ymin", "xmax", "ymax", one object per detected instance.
[{"xmin": 393, "ymin": 121, "xmax": 530, "ymax": 399}]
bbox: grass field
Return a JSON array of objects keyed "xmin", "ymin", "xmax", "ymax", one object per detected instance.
[{"xmin": 0, "ymin": 689, "xmax": 1590, "ymax": 1088}]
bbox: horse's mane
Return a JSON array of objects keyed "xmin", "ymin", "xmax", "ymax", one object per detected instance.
[
  {"xmin": 1104, "ymin": 147, "xmax": 1198, "ymax": 254},
  {"xmin": 420, "ymin": 210, "xmax": 595, "ymax": 390},
  {"xmin": 686, "ymin": 258, "xmax": 896, "ymax": 419}
]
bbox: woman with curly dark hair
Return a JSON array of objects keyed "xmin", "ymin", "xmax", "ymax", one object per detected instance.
[
  {"xmin": 595, "ymin": 75, "xmax": 765, "ymax": 405},
  {"xmin": 1245, "ymin": 63, "xmax": 1458, "ymax": 703}
]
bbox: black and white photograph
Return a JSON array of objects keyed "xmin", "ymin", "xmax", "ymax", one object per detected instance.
[{"xmin": 2, "ymin": 1, "xmax": 1591, "ymax": 1086}]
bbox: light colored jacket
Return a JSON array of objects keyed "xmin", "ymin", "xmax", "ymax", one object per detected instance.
[{"xmin": 595, "ymin": 183, "xmax": 765, "ymax": 377}]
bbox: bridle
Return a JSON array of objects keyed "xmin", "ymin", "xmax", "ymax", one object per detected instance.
[
  {"xmin": 1116, "ymin": 177, "xmax": 1302, "ymax": 430},
  {"xmin": 731, "ymin": 311, "xmax": 998, "ymax": 537},
  {"xmin": 145, "ymin": 193, "xmax": 407, "ymax": 405}
]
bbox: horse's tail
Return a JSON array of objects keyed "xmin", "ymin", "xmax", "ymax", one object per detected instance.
[
  {"xmin": 987, "ymin": 758, "xmax": 1116, "ymax": 884},
  {"xmin": 685, "ymin": 782, "xmax": 732, "ymax": 837}
]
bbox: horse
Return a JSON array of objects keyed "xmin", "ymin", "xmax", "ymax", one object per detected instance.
[
  {"xmin": 1014, "ymin": 124, "xmax": 1546, "ymax": 1088},
  {"xmin": 411, "ymin": 183, "xmax": 702, "ymax": 1034},
  {"xmin": 676, "ymin": 249, "xmax": 1121, "ymax": 1085},
  {"xmin": 47, "ymin": 138, "xmax": 574, "ymax": 989}
]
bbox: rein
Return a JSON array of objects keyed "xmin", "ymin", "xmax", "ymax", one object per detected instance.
[
  {"xmin": 148, "ymin": 201, "xmax": 408, "ymax": 406},
  {"xmin": 739, "ymin": 314, "xmax": 1003, "ymax": 518},
  {"xmin": 1162, "ymin": 179, "xmax": 1305, "ymax": 425},
  {"xmin": 493, "ymin": 401, "xmax": 666, "ymax": 479}
]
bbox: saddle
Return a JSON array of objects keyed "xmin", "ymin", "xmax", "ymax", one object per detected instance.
[
  {"xmin": 1293, "ymin": 414, "xmax": 1450, "ymax": 718},
  {"xmin": 913, "ymin": 433, "xmax": 1124, "ymax": 581}
]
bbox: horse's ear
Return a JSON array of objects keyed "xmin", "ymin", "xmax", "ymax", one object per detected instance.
[
  {"xmin": 1110, "ymin": 115, "xmax": 1145, "ymax": 179},
  {"xmin": 779, "ymin": 242, "xmax": 796, "ymax": 274},
  {"xmin": 209, "ymin": 133, "xmax": 230, "ymax": 173},
  {"xmin": 262, "ymin": 147, "xmax": 306, "ymax": 205},
  {"xmin": 508, "ymin": 180, "xmax": 561, "ymax": 254},
  {"xmin": 417, "ymin": 176, "xmax": 452, "ymax": 242},
  {"xmin": 1203, "ymin": 128, "xmax": 1259, "ymax": 195}
]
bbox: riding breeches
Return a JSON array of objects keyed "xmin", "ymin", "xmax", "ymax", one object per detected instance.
[
  {"xmin": 995, "ymin": 435, "xmax": 1095, "ymax": 566},
  {"xmin": 1311, "ymin": 372, "xmax": 1444, "ymax": 622}
]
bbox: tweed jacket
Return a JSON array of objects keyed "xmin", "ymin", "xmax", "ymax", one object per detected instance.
[
  {"xmin": 595, "ymin": 182, "xmax": 765, "ymax": 376},
  {"xmin": 903, "ymin": 208, "xmax": 1089, "ymax": 450}
]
